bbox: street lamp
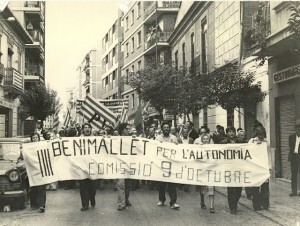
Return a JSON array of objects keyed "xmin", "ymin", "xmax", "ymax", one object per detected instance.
[{"xmin": 0, "ymin": 17, "xmax": 15, "ymax": 21}]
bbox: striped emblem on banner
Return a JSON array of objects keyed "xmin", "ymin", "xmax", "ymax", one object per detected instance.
[
  {"xmin": 37, "ymin": 149, "xmax": 53, "ymax": 177},
  {"xmin": 80, "ymin": 94, "xmax": 117, "ymax": 129}
]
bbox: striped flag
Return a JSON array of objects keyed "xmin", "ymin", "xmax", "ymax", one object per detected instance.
[
  {"xmin": 63, "ymin": 109, "xmax": 71, "ymax": 127},
  {"xmin": 113, "ymin": 103, "xmax": 128, "ymax": 129},
  {"xmin": 76, "ymin": 99, "xmax": 83, "ymax": 114},
  {"xmin": 80, "ymin": 94, "xmax": 117, "ymax": 129},
  {"xmin": 52, "ymin": 110, "xmax": 59, "ymax": 130}
]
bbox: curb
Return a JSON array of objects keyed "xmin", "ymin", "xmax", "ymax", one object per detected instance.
[{"xmin": 215, "ymin": 187, "xmax": 288, "ymax": 226}]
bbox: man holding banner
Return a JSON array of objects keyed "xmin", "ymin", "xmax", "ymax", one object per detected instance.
[
  {"xmin": 155, "ymin": 122, "xmax": 180, "ymax": 210},
  {"xmin": 79, "ymin": 123, "xmax": 97, "ymax": 211}
]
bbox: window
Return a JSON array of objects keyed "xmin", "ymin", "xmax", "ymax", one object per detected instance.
[
  {"xmin": 131, "ymin": 37, "xmax": 135, "ymax": 53},
  {"xmin": 131, "ymin": 10, "xmax": 134, "ymax": 25},
  {"xmin": 174, "ymin": 50, "xmax": 178, "ymax": 70},
  {"xmin": 132, "ymin": 93, "xmax": 135, "ymax": 108},
  {"xmin": 18, "ymin": 51, "xmax": 22, "ymax": 72},
  {"xmin": 126, "ymin": 17, "xmax": 129, "ymax": 30},
  {"xmin": 132, "ymin": 65, "xmax": 134, "ymax": 72},
  {"xmin": 137, "ymin": 2, "xmax": 141, "ymax": 18},
  {"xmin": 201, "ymin": 18, "xmax": 207, "ymax": 73},
  {"xmin": 182, "ymin": 43, "xmax": 186, "ymax": 68},
  {"xmin": 7, "ymin": 48, "xmax": 13, "ymax": 67},
  {"xmin": 105, "ymin": 76, "xmax": 108, "ymax": 85},
  {"xmin": 126, "ymin": 69, "xmax": 129, "ymax": 83},
  {"xmin": 105, "ymin": 55, "xmax": 109, "ymax": 64},
  {"xmin": 138, "ymin": 61, "xmax": 141, "ymax": 70},
  {"xmin": 126, "ymin": 43, "xmax": 129, "ymax": 56},
  {"xmin": 138, "ymin": 31, "xmax": 142, "ymax": 47},
  {"xmin": 190, "ymin": 32, "xmax": 195, "ymax": 74},
  {"xmin": 112, "ymin": 23, "xmax": 116, "ymax": 35}
]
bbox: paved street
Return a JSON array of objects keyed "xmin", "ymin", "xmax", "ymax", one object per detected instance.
[{"xmin": 1, "ymin": 180, "xmax": 298, "ymax": 226}]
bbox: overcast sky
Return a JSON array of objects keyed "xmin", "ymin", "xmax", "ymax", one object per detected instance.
[{"xmin": 45, "ymin": 1, "xmax": 120, "ymax": 108}]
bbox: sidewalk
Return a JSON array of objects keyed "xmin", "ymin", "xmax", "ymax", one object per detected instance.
[{"xmin": 216, "ymin": 178, "xmax": 300, "ymax": 226}]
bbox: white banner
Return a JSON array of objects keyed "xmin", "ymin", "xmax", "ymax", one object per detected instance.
[{"xmin": 22, "ymin": 137, "xmax": 270, "ymax": 187}]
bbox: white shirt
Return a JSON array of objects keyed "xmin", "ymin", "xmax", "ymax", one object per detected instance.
[{"xmin": 294, "ymin": 136, "xmax": 300, "ymax": 153}]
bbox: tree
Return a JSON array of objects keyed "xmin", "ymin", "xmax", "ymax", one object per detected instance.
[
  {"xmin": 207, "ymin": 63, "xmax": 266, "ymax": 112},
  {"xmin": 288, "ymin": 3, "xmax": 300, "ymax": 56},
  {"xmin": 128, "ymin": 63, "xmax": 208, "ymax": 119},
  {"xmin": 19, "ymin": 84, "xmax": 61, "ymax": 128},
  {"xmin": 128, "ymin": 62, "xmax": 265, "ymax": 126}
]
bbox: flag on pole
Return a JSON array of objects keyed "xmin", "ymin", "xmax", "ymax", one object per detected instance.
[
  {"xmin": 52, "ymin": 109, "xmax": 60, "ymax": 130},
  {"xmin": 63, "ymin": 109, "xmax": 71, "ymax": 127},
  {"xmin": 113, "ymin": 103, "xmax": 128, "ymax": 129},
  {"xmin": 76, "ymin": 99, "xmax": 83, "ymax": 114},
  {"xmin": 80, "ymin": 94, "xmax": 117, "ymax": 129}
]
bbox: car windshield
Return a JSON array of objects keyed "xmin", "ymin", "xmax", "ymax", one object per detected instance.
[{"xmin": 0, "ymin": 143, "xmax": 21, "ymax": 161}]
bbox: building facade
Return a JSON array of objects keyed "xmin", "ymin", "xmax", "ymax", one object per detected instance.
[
  {"xmin": 168, "ymin": 1, "xmax": 268, "ymax": 137},
  {"xmin": 9, "ymin": 1, "xmax": 46, "ymax": 88},
  {"xmin": 100, "ymin": 10, "xmax": 124, "ymax": 100},
  {"xmin": 121, "ymin": 1, "xmax": 180, "ymax": 128},
  {"xmin": 0, "ymin": 6, "xmax": 33, "ymax": 137}
]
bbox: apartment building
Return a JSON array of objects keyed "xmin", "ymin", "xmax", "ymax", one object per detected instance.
[
  {"xmin": 121, "ymin": 1, "xmax": 180, "ymax": 127},
  {"xmin": 168, "ymin": 1, "xmax": 267, "ymax": 137},
  {"xmin": 9, "ymin": 1, "xmax": 46, "ymax": 88},
  {"xmin": 0, "ymin": 6, "xmax": 33, "ymax": 137},
  {"xmin": 101, "ymin": 10, "xmax": 124, "ymax": 100}
]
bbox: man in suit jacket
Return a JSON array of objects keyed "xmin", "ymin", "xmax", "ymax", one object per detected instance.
[{"xmin": 288, "ymin": 122, "xmax": 300, "ymax": 196}]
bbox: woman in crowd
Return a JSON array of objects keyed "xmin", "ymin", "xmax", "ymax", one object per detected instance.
[
  {"xmin": 195, "ymin": 133, "xmax": 215, "ymax": 213},
  {"xmin": 221, "ymin": 126, "xmax": 243, "ymax": 214},
  {"xmin": 248, "ymin": 126, "xmax": 272, "ymax": 211},
  {"xmin": 29, "ymin": 132, "xmax": 47, "ymax": 213}
]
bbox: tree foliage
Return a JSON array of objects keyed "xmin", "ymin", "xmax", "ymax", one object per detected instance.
[
  {"xmin": 19, "ymin": 84, "xmax": 61, "ymax": 123},
  {"xmin": 288, "ymin": 3, "xmax": 300, "ymax": 55},
  {"xmin": 128, "ymin": 62, "xmax": 266, "ymax": 116},
  {"xmin": 207, "ymin": 63, "xmax": 266, "ymax": 111},
  {"xmin": 128, "ymin": 63, "xmax": 208, "ymax": 117}
]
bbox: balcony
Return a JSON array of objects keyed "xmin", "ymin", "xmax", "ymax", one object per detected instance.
[
  {"xmin": 27, "ymin": 29, "xmax": 40, "ymax": 42},
  {"xmin": 3, "ymin": 68, "xmax": 24, "ymax": 96},
  {"xmin": 144, "ymin": 32, "xmax": 172, "ymax": 54},
  {"xmin": 244, "ymin": 2, "xmax": 271, "ymax": 52},
  {"xmin": 25, "ymin": 1, "xmax": 40, "ymax": 7},
  {"xmin": 0, "ymin": 63, "xmax": 4, "ymax": 81},
  {"xmin": 144, "ymin": 1, "xmax": 181, "ymax": 24}
]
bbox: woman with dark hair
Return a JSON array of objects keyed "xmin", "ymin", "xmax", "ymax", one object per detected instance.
[
  {"xmin": 29, "ymin": 132, "xmax": 47, "ymax": 213},
  {"xmin": 248, "ymin": 126, "xmax": 272, "ymax": 211},
  {"xmin": 221, "ymin": 126, "xmax": 243, "ymax": 214}
]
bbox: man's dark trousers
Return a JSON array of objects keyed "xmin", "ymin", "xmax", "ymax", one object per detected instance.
[
  {"xmin": 290, "ymin": 153, "xmax": 300, "ymax": 195},
  {"xmin": 227, "ymin": 187, "xmax": 242, "ymax": 211},
  {"xmin": 79, "ymin": 179, "xmax": 96, "ymax": 208},
  {"xmin": 158, "ymin": 182, "xmax": 177, "ymax": 206}
]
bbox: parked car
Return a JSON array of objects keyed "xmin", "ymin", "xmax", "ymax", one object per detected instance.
[{"xmin": 0, "ymin": 137, "xmax": 31, "ymax": 211}]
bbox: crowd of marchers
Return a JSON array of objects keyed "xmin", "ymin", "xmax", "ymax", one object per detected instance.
[{"xmin": 19, "ymin": 120, "xmax": 272, "ymax": 215}]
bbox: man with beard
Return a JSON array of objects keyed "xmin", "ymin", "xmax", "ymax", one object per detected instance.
[{"xmin": 155, "ymin": 122, "xmax": 180, "ymax": 209}]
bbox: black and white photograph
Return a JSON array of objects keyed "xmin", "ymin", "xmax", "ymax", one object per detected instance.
[{"xmin": 0, "ymin": 1, "xmax": 300, "ymax": 225}]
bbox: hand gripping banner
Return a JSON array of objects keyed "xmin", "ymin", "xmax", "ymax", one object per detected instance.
[{"xmin": 22, "ymin": 137, "xmax": 270, "ymax": 187}]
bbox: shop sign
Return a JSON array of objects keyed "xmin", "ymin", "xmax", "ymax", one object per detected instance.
[
  {"xmin": 273, "ymin": 64, "xmax": 300, "ymax": 84},
  {"xmin": 0, "ymin": 99, "xmax": 14, "ymax": 109}
]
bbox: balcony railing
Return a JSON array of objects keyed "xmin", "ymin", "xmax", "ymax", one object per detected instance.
[
  {"xmin": 25, "ymin": 1, "xmax": 40, "ymax": 7},
  {"xmin": 145, "ymin": 32, "xmax": 172, "ymax": 49},
  {"xmin": 144, "ymin": 1, "xmax": 181, "ymax": 19},
  {"xmin": 27, "ymin": 29, "xmax": 40, "ymax": 42},
  {"xmin": 3, "ymin": 68, "xmax": 23, "ymax": 93}
]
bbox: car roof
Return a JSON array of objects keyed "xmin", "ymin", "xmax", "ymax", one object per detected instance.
[{"xmin": 0, "ymin": 137, "xmax": 31, "ymax": 143}]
